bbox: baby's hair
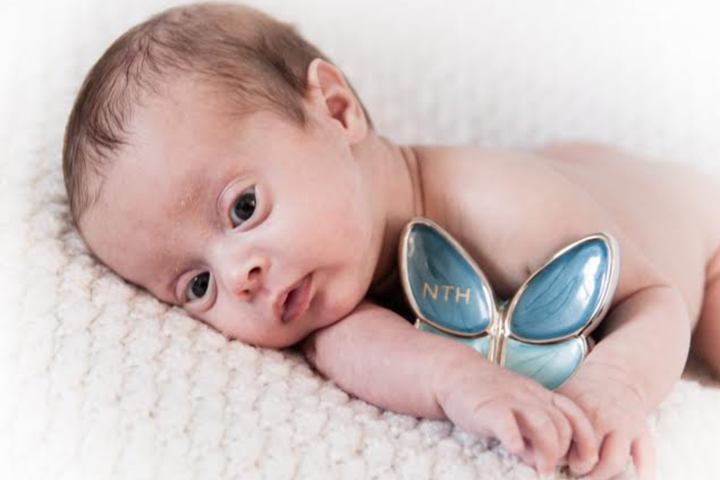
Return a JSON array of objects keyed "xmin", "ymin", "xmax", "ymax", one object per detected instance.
[{"xmin": 63, "ymin": 1, "xmax": 373, "ymax": 227}]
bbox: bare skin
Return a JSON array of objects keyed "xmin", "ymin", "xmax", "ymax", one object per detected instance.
[
  {"xmin": 79, "ymin": 58, "xmax": 720, "ymax": 480},
  {"xmin": 353, "ymin": 141, "xmax": 720, "ymax": 479}
]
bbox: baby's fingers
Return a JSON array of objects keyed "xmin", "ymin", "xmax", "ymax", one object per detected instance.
[
  {"xmin": 546, "ymin": 402, "xmax": 572, "ymax": 459},
  {"xmin": 631, "ymin": 427, "xmax": 656, "ymax": 480},
  {"xmin": 472, "ymin": 402, "xmax": 525, "ymax": 456},
  {"xmin": 552, "ymin": 393, "xmax": 598, "ymax": 475},
  {"xmin": 590, "ymin": 431, "xmax": 632, "ymax": 480},
  {"xmin": 514, "ymin": 405, "xmax": 560, "ymax": 476}
]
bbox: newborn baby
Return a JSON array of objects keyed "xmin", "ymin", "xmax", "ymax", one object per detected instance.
[{"xmin": 63, "ymin": 3, "xmax": 720, "ymax": 479}]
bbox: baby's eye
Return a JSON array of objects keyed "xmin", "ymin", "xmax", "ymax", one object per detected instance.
[
  {"xmin": 186, "ymin": 272, "xmax": 210, "ymax": 302},
  {"xmin": 230, "ymin": 186, "xmax": 256, "ymax": 227}
]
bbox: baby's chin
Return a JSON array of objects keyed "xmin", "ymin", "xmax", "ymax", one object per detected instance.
[
  {"xmin": 232, "ymin": 308, "xmax": 340, "ymax": 349},
  {"xmin": 315, "ymin": 274, "xmax": 368, "ymax": 325},
  {"xmin": 274, "ymin": 287, "xmax": 364, "ymax": 348}
]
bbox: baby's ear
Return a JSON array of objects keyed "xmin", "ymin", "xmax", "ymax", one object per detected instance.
[{"xmin": 306, "ymin": 58, "xmax": 368, "ymax": 144}]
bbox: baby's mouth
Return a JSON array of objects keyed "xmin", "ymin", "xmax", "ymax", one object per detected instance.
[{"xmin": 281, "ymin": 273, "xmax": 313, "ymax": 323}]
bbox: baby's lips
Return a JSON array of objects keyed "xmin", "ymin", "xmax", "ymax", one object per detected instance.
[
  {"xmin": 273, "ymin": 273, "xmax": 312, "ymax": 323},
  {"xmin": 280, "ymin": 274, "xmax": 312, "ymax": 323},
  {"xmin": 272, "ymin": 285, "xmax": 292, "ymax": 321}
]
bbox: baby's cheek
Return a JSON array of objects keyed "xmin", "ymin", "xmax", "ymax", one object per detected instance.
[
  {"xmin": 186, "ymin": 308, "xmax": 220, "ymax": 332},
  {"xmin": 326, "ymin": 270, "xmax": 367, "ymax": 320},
  {"xmin": 205, "ymin": 307, "xmax": 288, "ymax": 347}
]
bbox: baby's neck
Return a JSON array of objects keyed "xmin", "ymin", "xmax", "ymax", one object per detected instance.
[{"xmin": 353, "ymin": 133, "xmax": 424, "ymax": 296}]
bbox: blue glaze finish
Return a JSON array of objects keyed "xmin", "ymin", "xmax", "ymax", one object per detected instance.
[
  {"xmin": 509, "ymin": 239, "xmax": 610, "ymax": 341},
  {"xmin": 400, "ymin": 217, "xmax": 618, "ymax": 390},
  {"xmin": 503, "ymin": 337, "xmax": 586, "ymax": 390},
  {"xmin": 405, "ymin": 223, "xmax": 493, "ymax": 335},
  {"xmin": 417, "ymin": 321, "xmax": 490, "ymax": 357}
]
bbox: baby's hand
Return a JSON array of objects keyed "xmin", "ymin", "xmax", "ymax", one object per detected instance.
[
  {"xmin": 557, "ymin": 363, "xmax": 655, "ymax": 480},
  {"xmin": 435, "ymin": 355, "xmax": 599, "ymax": 476}
]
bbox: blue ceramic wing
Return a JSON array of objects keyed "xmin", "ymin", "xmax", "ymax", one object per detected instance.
[
  {"xmin": 398, "ymin": 218, "xmax": 619, "ymax": 390},
  {"xmin": 507, "ymin": 235, "xmax": 619, "ymax": 342},
  {"xmin": 400, "ymin": 219, "xmax": 497, "ymax": 336},
  {"xmin": 503, "ymin": 337, "xmax": 587, "ymax": 390}
]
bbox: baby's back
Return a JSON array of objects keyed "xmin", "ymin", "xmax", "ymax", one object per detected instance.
[
  {"xmin": 409, "ymin": 142, "xmax": 720, "ymax": 327},
  {"xmin": 538, "ymin": 142, "xmax": 720, "ymax": 325}
]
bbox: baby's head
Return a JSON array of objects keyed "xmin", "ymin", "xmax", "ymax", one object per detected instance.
[{"xmin": 63, "ymin": 2, "xmax": 386, "ymax": 348}]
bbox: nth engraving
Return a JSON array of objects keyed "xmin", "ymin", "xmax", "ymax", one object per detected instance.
[{"xmin": 422, "ymin": 283, "xmax": 471, "ymax": 304}]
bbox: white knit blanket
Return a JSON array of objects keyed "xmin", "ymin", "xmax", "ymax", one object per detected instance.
[{"xmin": 2, "ymin": 1, "xmax": 720, "ymax": 479}]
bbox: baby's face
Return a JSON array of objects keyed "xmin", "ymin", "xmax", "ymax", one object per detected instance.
[{"xmin": 80, "ymin": 79, "xmax": 380, "ymax": 347}]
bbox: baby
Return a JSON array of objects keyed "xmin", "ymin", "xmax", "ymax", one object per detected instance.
[{"xmin": 62, "ymin": 3, "xmax": 720, "ymax": 479}]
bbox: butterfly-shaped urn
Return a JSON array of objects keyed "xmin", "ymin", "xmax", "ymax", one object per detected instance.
[{"xmin": 398, "ymin": 217, "xmax": 620, "ymax": 390}]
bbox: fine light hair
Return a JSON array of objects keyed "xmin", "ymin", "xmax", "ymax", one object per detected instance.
[{"xmin": 62, "ymin": 1, "xmax": 373, "ymax": 226}]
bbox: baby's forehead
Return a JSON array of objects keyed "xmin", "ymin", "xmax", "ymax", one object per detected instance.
[
  {"xmin": 134, "ymin": 79, "xmax": 226, "ymax": 129},
  {"xmin": 131, "ymin": 83, "xmax": 285, "ymax": 152},
  {"xmin": 81, "ymin": 163, "xmax": 215, "ymax": 294}
]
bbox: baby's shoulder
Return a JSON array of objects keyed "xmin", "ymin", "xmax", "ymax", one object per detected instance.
[
  {"xmin": 413, "ymin": 143, "xmax": 583, "ymax": 238},
  {"xmin": 413, "ymin": 144, "xmax": 561, "ymax": 215},
  {"xmin": 412, "ymin": 144, "xmax": 585, "ymax": 297}
]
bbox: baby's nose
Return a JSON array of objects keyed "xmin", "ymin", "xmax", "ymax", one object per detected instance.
[{"xmin": 223, "ymin": 257, "xmax": 268, "ymax": 299}]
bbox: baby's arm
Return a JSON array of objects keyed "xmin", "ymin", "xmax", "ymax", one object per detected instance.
[
  {"xmin": 557, "ymin": 272, "xmax": 689, "ymax": 480},
  {"xmin": 490, "ymin": 152, "xmax": 691, "ymax": 480},
  {"xmin": 300, "ymin": 300, "xmax": 599, "ymax": 476},
  {"xmin": 581, "ymin": 285, "xmax": 690, "ymax": 412}
]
